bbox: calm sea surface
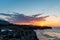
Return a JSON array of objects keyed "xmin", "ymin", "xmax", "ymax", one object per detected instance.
[{"xmin": 35, "ymin": 27, "xmax": 60, "ymax": 40}]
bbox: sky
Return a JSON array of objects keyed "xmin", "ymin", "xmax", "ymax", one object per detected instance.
[
  {"xmin": 0, "ymin": 0, "xmax": 60, "ymax": 16},
  {"xmin": 0, "ymin": 0, "xmax": 60, "ymax": 27}
]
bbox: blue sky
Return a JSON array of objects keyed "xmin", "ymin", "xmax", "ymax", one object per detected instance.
[{"xmin": 0, "ymin": 0, "xmax": 60, "ymax": 16}]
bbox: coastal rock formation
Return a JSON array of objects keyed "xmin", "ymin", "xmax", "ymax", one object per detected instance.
[
  {"xmin": 0, "ymin": 27, "xmax": 38, "ymax": 40},
  {"xmin": 0, "ymin": 20, "xmax": 52, "ymax": 40}
]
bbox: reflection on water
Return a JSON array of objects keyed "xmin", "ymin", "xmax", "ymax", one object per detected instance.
[{"xmin": 35, "ymin": 27, "xmax": 60, "ymax": 40}]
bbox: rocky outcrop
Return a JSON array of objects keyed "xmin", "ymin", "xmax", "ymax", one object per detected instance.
[
  {"xmin": 0, "ymin": 20, "xmax": 52, "ymax": 40},
  {"xmin": 0, "ymin": 19, "xmax": 11, "ymax": 25},
  {"xmin": 0, "ymin": 26, "xmax": 39, "ymax": 40}
]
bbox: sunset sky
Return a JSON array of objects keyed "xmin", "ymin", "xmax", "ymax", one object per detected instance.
[{"xmin": 0, "ymin": 0, "xmax": 60, "ymax": 27}]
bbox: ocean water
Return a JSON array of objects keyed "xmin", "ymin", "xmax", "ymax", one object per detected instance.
[{"xmin": 35, "ymin": 27, "xmax": 60, "ymax": 40}]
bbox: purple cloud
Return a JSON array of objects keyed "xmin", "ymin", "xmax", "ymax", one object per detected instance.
[{"xmin": 0, "ymin": 12, "xmax": 49, "ymax": 24}]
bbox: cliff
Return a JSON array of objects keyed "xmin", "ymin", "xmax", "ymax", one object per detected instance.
[{"xmin": 0, "ymin": 20, "xmax": 52, "ymax": 40}]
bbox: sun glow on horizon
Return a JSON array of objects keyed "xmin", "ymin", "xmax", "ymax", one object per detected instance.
[
  {"xmin": 2, "ymin": 14, "xmax": 59, "ymax": 27},
  {"xmin": 14, "ymin": 16, "xmax": 60, "ymax": 27}
]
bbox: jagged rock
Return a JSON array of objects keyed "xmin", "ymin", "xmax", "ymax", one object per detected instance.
[
  {"xmin": 0, "ymin": 20, "xmax": 52, "ymax": 40},
  {"xmin": 0, "ymin": 19, "xmax": 11, "ymax": 25},
  {"xmin": 0, "ymin": 28, "xmax": 39, "ymax": 40}
]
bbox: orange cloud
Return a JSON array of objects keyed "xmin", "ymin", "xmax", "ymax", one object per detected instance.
[
  {"xmin": 36, "ymin": 16, "xmax": 60, "ymax": 27},
  {"xmin": 0, "ymin": 12, "xmax": 60, "ymax": 27},
  {"xmin": 15, "ymin": 16, "xmax": 60, "ymax": 27}
]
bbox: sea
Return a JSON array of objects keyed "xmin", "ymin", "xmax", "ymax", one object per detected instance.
[{"xmin": 34, "ymin": 27, "xmax": 60, "ymax": 40}]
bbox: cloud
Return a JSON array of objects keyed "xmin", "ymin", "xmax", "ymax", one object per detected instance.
[
  {"xmin": 0, "ymin": 12, "xmax": 49, "ymax": 25},
  {"xmin": 0, "ymin": 13, "xmax": 11, "ymax": 16}
]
